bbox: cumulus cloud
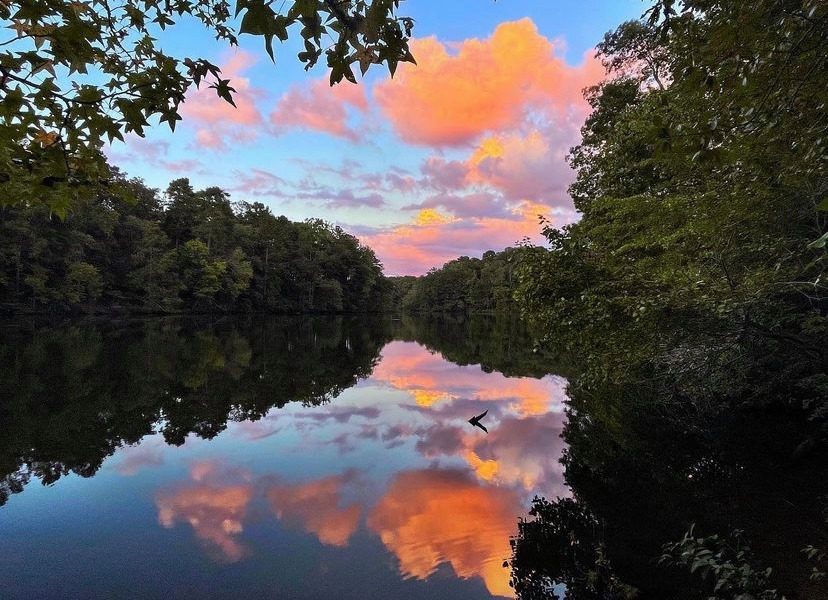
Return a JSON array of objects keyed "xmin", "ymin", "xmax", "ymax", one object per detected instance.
[
  {"xmin": 466, "ymin": 128, "xmax": 579, "ymax": 205},
  {"xmin": 374, "ymin": 18, "xmax": 602, "ymax": 146}
]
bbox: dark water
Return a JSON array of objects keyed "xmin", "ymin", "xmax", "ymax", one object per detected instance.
[{"xmin": 0, "ymin": 315, "xmax": 567, "ymax": 599}]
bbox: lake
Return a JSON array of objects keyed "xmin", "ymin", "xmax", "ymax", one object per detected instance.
[
  {"xmin": 2, "ymin": 315, "xmax": 824, "ymax": 599},
  {"xmin": 0, "ymin": 315, "xmax": 569, "ymax": 599}
]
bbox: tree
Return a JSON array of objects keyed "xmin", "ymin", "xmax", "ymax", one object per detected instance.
[
  {"xmin": 0, "ymin": 0, "xmax": 415, "ymax": 216},
  {"xmin": 63, "ymin": 260, "xmax": 102, "ymax": 306}
]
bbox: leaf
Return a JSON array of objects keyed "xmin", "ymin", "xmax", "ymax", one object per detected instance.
[{"xmin": 807, "ymin": 232, "xmax": 828, "ymax": 249}]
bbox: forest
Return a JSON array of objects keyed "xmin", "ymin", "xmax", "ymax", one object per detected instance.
[{"xmin": 0, "ymin": 171, "xmax": 393, "ymax": 314}]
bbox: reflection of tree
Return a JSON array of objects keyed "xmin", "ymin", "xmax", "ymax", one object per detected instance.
[
  {"xmin": 0, "ymin": 316, "xmax": 391, "ymax": 505},
  {"xmin": 509, "ymin": 381, "xmax": 828, "ymax": 599},
  {"xmin": 393, "ymin": 313, "xmax": 567, "ymax": 379}
]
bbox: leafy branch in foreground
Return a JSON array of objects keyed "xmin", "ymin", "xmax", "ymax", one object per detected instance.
[
  {"xmin": 661, "ymin": 527, "xmax": 783, "ymax": 600},
  {"xmin": 0, "ymin": 0, "xmax": 414, "ymax": 216}
]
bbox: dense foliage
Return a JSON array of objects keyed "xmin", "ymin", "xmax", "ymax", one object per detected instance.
[
  {"xmin": 0, "ymin": 171, "xmax": 393, "ymax": 313},
  {"xmin": 0, "ymin": 0, "xmax": 414, "ymax": 215},
  {"xmin": 510, "ymin": 0, "xmax": 828, "ymax": 597},
  {"xmin": 517, "ymin": 0, "xmax": 827, "ymax": 444},
  {"xmin": 398, "ymin": 247, "xmax": 528, "ymax": 313}
]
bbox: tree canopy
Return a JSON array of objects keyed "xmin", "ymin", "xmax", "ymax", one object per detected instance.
[
  {"xmin": 0, "ymin": 0, "xmax": 414, "ymax": 216},
  {"xmin": 396, "ymin": 247, "xmax": 530, "ymax": 314},
  {"xmin": 0, "ymin": 170, "xmax": 393, "ymax": 313}
]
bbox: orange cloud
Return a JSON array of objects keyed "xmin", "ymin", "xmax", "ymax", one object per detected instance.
[
  {"xmin": 156, "ymin": 483, "xmax": 254, "ymax": 562},
  {"xmin": 271, "ymin": 78, "xmax": 368, "ymax": 141},
  {"xmin": 368, "ymin": 469, "xmax": 519, "ymax": 597},
  {"xmin": 266, "ymin": 474, "xmax": 360, "ymax": 547},
  {"xmin": 466, "ymin": 128, "xmax": 578, "ymax": 203},
  {"xmin": 374, "ymin": 18, "xmax": 603, "ymax": 146},
  {"xmin": 181, "ymin": 50, "xmax": 264, "ymax": 149}
]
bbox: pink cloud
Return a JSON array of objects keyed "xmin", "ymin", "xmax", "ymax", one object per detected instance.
[
  {"xmin": 271, "ymin": 78, "xmax": 368, "ymax": 141},
  {"xmin": 231, "ymin": 167, "xmax": 288, "ymax": 196},
  {"xmin": 181, "ymin": 49, "xmax": 265, "ymax": 150},
  {"xmin": 466, "ymin": 128, "xmax": 579, "ymax": 205},
  {"xmin": 361, "ymin": 204, "xmax": 577, "ymax": 275}
]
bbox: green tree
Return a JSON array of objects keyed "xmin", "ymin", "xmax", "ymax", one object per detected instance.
[{"xmin": 63, "ymin": 260, "xmax": 102, "ymax": 306}]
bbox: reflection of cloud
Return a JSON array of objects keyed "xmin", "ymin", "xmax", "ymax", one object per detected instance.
[
  {"xmin": 464, "ymin": 414, "xmax": 568, "ymax": 495},
  {"xmin": 368, "ymin": 469, "xmax": 519, "ymax": 598},
  {"xmin": 297, "ymin": 406, "xmax": 381, "ymax": 423},
  {"xmin": 114, "ymin": 440, "xmax": 164, "ymax": 476},
  {"xmin": 156, "ymin": 483, "xmax": 254, "ymax": 562},
  {"xmin": 373, "ymin": 342, "xmax": 567, "ymax": 416},
  {"xmin": 266, "ymin": 473, "xmax": 361, "ymax": 547}
]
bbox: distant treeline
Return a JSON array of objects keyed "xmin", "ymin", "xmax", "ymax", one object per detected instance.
[
  {"xmin": 0, "ymin": 171, "xmax": 394, "ymax": 314},
  {"xmin": 392, "ymin": 247, "xmax": 529, "ymax": 314}
]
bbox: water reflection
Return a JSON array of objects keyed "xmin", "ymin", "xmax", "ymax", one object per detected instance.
[{"xmin": 0, "ymin": 315, "xmax": 564, "ymax": 599}]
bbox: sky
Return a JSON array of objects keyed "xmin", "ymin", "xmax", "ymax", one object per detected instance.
[{"xmin": 106, "ymin": 1, "xmax": 645, "ymax": 275}]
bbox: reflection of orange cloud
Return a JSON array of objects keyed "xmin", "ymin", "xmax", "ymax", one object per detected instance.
[
  {"xmin": 156, "ymin": 484, "xmax": 253, "ymax": 562},
  {"xmin": 368, "ymin": 469, "xmax": 519, "ymax": 597},
  {"xmin": 373, "ymin": 342, "xmax": 567, "ymax": 416},
  {"xmin": 464, "ymin": 450, "xmax": 500, "ymax": 482},
  {"xmin": 411, "ymin": 389, "xmax": 454, "ymax": 407},
  {"xmin": 477, "ymin": 378, "xmax": 557, "ymax": 417},
  {"xmin": 266, "ymin": 475, "xmax": 360, "ymax": 547},
  {"xmin": 414, "ymin": 415, "xmax": 568, "ymax": 495},
  {"xmin": 374, "ymin": 18, "xmax": 602, "ymax": 146}
]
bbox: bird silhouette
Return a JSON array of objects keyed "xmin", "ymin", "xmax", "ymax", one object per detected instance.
[{"xmin": 468, "ymin": 409, "xmax": 489, "ymax": 433}]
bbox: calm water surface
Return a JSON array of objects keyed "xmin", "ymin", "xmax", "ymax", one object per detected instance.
[{"xmin": 0, "ymin": 315, "xmax": 566, "ymax": 599}]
